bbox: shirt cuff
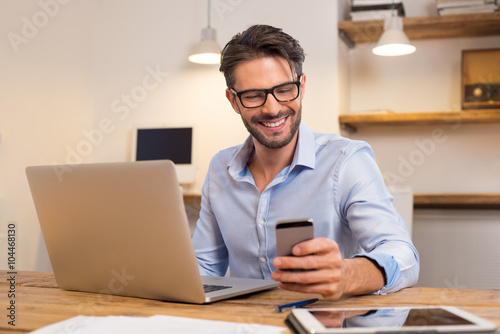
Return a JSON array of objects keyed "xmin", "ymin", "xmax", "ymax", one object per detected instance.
[{"xmin": 353, "ymin": 253, "xmax": 402, "ymax": 290}]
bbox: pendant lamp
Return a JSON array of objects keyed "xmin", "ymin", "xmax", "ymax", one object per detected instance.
[
  {"xmin": 372, "ymin": 2, "xmax": 415, "ymax": 56},
  {"xmin": 188, "ymin": 0, "xmax": 221, "ymax": 64}
]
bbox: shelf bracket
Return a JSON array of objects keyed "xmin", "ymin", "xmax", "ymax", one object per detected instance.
[
  {"xmin": 340, "ymin": 123, "xmax": 357, "ymax": 133},
  {"xmin": 338, "ymin": 30, "xmax": 355, "ymax": 49}
]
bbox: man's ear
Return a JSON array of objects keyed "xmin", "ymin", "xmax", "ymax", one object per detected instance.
[
  {"xmin": 299, "ymin": 73, "xmax": 306, "ymax": 100},
  {"xmin": 226, "ymin": 88, "xmax": 241, "ymax": 114}
]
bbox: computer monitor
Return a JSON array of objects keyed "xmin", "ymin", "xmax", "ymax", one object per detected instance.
[{"xmin": 131, "ymin": 126, "xmax": 195, "ymax": 184}]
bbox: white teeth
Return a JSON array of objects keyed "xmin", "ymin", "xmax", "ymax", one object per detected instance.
[{"xmin": 262, "ymin": 118, "xmax": 285, "ymax": 128}]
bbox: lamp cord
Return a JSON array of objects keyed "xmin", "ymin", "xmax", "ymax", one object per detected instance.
[
  {"xmin": 391, "ymin": 0, "xmax": 395, "ymax": 17},
  {"xmin": 207, "ymin": 0, "xmax": 211, "ymax": 28}
]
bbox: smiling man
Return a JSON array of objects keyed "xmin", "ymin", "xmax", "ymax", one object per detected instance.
[{"xmin": 192, "ymin": 25, "xmax": 419, "ymax": 300}]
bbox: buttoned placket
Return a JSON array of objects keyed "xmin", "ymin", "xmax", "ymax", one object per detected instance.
[
  {"xmin": 232, "ymin": 167, "xmax": 275, "ymax": 278},
  {"xmin": 253, "ymin": 166, "xmax": 293, "ymax": 278},
  {"xmin": 255, "ymin": 188, "xmax": 272, "ymax": 276}
]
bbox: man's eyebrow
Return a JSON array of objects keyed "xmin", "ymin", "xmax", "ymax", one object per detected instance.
[{"xmin": 236, "ymin": 79, "xmax": 297, "ymax": 92}]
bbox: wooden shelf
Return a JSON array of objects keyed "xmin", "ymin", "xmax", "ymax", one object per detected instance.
[
  {"xmin": 414, "ymin": 193, "xmax": 500, "ymax": 210},
  {"xmin": 184, "ymin": 193, "xmax": 500, "ymax": 210},
  {"xmin": 339, "ymin": 109, "xmax": 500, "ymax": 132},
  {"xmin": 338, "ymin": 12, "xmax": 500, "ymax": 45},
  {"xmin": 183, "ymin": 193, "xmax": 201, "ymax": 205}
]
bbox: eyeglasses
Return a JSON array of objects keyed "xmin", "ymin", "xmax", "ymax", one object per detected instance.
[{"xmin": 230, "ymin": 76, "xmax": 302, "ymax": 109}]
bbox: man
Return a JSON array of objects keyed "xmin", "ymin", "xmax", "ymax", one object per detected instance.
[{"xmin": 192, "ymin": 24, "xmax": 419, "ymax": 300}]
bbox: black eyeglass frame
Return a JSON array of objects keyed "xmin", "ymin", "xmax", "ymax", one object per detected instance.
[{"xmin": 230, "ymin": 75, "xmax": 303, "ymax": 109}]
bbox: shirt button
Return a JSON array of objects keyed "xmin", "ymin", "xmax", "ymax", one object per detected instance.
[
  {"xmin": 258, "ymin": 219, "xmax": 265, "ymax": 225},
  {"xmin": 260, "ymin": 257, "xmax": 267, "ymax": 263}
]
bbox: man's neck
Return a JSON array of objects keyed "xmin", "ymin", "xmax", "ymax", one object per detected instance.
[{"xmin": 248, "ymin": 134, "xmax": 298, "ymax": 193}]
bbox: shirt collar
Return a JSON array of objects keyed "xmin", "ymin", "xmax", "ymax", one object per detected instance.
[
  {"xmin": 227, "ymin": 135, "xmax": 255, "ymax": 179},
  {"xmin": 228, "ymin": 122, "xmax": 316, "ymax": 178},
  {"xmin": 292, "ymin": 122, "xmax": 316, "ymax": 170}
]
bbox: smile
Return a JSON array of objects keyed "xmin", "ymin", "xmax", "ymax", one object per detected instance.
[{"xmin": 262, "ymin": 118, "xmax": 286, "ymax": 128}]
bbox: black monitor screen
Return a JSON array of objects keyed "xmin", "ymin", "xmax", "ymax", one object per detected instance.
[{"xmin": 135, "ymin": 127, "xmax": 192, "ymax": 164}]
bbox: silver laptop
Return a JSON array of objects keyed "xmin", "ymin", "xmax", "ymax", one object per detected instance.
[{"xmin": 26, "ymin": 160, "xmax": 277, "ymax": 304}]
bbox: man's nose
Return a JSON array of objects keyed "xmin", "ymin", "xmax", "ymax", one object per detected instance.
[{"xmin": 260, "ymin": 92, "xmax": 282, "ymax": 115}]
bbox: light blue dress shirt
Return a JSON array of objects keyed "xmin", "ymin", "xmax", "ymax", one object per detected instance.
[{"xmin": 192, "ymin": 123, "xmax": 419, "ymax": 294}]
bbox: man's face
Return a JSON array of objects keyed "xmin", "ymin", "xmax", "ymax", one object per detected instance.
[{"xmin": 226, "ymin": 57, "xmax": 305, "ymax": 150}]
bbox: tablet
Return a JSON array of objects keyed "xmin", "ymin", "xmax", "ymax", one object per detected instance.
[{"xmin": 287, "ymin": 306, "xmax": 498, "ymax": 334}]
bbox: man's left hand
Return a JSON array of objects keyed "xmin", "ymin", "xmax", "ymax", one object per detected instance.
[{"xmin": 271, "ymin": 237, "xmax": 385, "ymax": 300}]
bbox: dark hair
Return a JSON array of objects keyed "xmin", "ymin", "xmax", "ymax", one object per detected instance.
[{"xmin": 219, "ymin": 25, "xmax": 305, "ymax": 88}]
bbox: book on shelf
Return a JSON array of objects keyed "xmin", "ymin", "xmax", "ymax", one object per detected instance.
[
  {"xmin": 436, "ymin": 0, "xmax": 494, "ymax": 8},
  {"xmin": 347, "ymin": 109, "xmax": 394, "ymax": 115},
  {"xmin": 352, "ymin": 0, "xmax": 402, "ymax": 5},
  {"xmin": 351, "ymin": 2, "xmax": 405, "ymax": 11},
  {"xmin": 350, "ymin": 2, "xmax": 406, "ymax": 21},
  {"xmin": 349, "ymin": 10, "xmax": 401, "ymax": 20},
  {"xmin": 438, "ymin": 4, "xmax": 498, "ymax": 14},
  {"xmin": 436, "ymin": 0, "xmax": 498, "ymax": 15}
]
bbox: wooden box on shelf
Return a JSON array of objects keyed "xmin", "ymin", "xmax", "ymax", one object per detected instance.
[{"xmin": 462, "ymin": 48, "xmax": 500, "ymax": 110}]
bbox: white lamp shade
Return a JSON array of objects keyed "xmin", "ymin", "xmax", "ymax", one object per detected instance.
[
  {"xmin": 188, "ymin": 27, "xmax": 221, "ymax": 64},
  {"xmin": 372, "ymin": 16, "xmax": 416, "ymax": 56},
  {"xmin": 188, "ymin": 39, "xmax": 221, "ymax": 64}
]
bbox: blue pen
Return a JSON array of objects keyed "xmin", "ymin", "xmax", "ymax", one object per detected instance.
[{"xmin": 273, "ymin": 298, "xmax": 319, "ymax": 313}]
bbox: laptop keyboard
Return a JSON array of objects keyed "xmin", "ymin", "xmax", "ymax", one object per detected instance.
[{"xmin": 203, "ymin": 284, "xmax": 232, "ymax": 293}]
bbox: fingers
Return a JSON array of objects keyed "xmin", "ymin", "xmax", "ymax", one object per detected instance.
[
  {"xmin": 273, "ymin": 238, "xmax": 341, "ymax": 271},
  {"xmin": 277, "ymin": 281, "xmax": 344, "ymax": 301},
  {"xmin": 272, "ymin": 265, "xmax": 341, "ymax": 284},
  {"xmin": 273, "ymin": 253, "xmax": 341, "ymax": 272},
  {"xmin": 271, "ymin": 237, "xmax": 346, "ymax": 300},
  {"xmin": 292, "ymin": 237, "xmax": 339, "ymax": 257},
  {"xmin": 272, "ymin": 266, "xmax": 345, "ymax": 301}
]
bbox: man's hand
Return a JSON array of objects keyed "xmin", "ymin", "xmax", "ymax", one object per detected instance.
[{"xmin": 271, "ymin": 237, "xmax": 385, "ymax": 300}]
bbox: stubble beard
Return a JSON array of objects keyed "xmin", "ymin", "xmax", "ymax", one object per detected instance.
[{"xmin": 241, "ymin": 104, "xmax": 302, "ymax": 150}]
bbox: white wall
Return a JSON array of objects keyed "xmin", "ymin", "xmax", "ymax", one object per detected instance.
[
  {"xmin": 0, "ymin": 1, "xmax": 94, "ymax": 271},
  {"xmin": 0, "ymin": 0, "xmax": 340, "ymax": 271}
]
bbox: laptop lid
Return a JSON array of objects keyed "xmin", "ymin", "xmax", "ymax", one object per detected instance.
[{"xmin": 26, "ymin": 160, "xmax": 277, "ymax": 304}]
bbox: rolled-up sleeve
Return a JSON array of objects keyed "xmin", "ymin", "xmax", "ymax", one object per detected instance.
[{"xmin": 338, "ymin": 144, "xmax": 420, "ymax": 293}]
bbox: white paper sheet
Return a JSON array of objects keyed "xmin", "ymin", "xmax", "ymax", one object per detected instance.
[{"xmin": 30, "ymin": 314, "xmax": 286, "ymax": 334}]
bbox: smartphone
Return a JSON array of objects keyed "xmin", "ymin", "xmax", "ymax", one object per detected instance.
[{"xmin": 276, "ymin": 218, "xmax": 314, "ymax": 257}]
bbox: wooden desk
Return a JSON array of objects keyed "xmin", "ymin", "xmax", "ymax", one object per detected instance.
[{"xmin": 2, "ymin": 271, "xmax": 500, "ymax": 333}]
